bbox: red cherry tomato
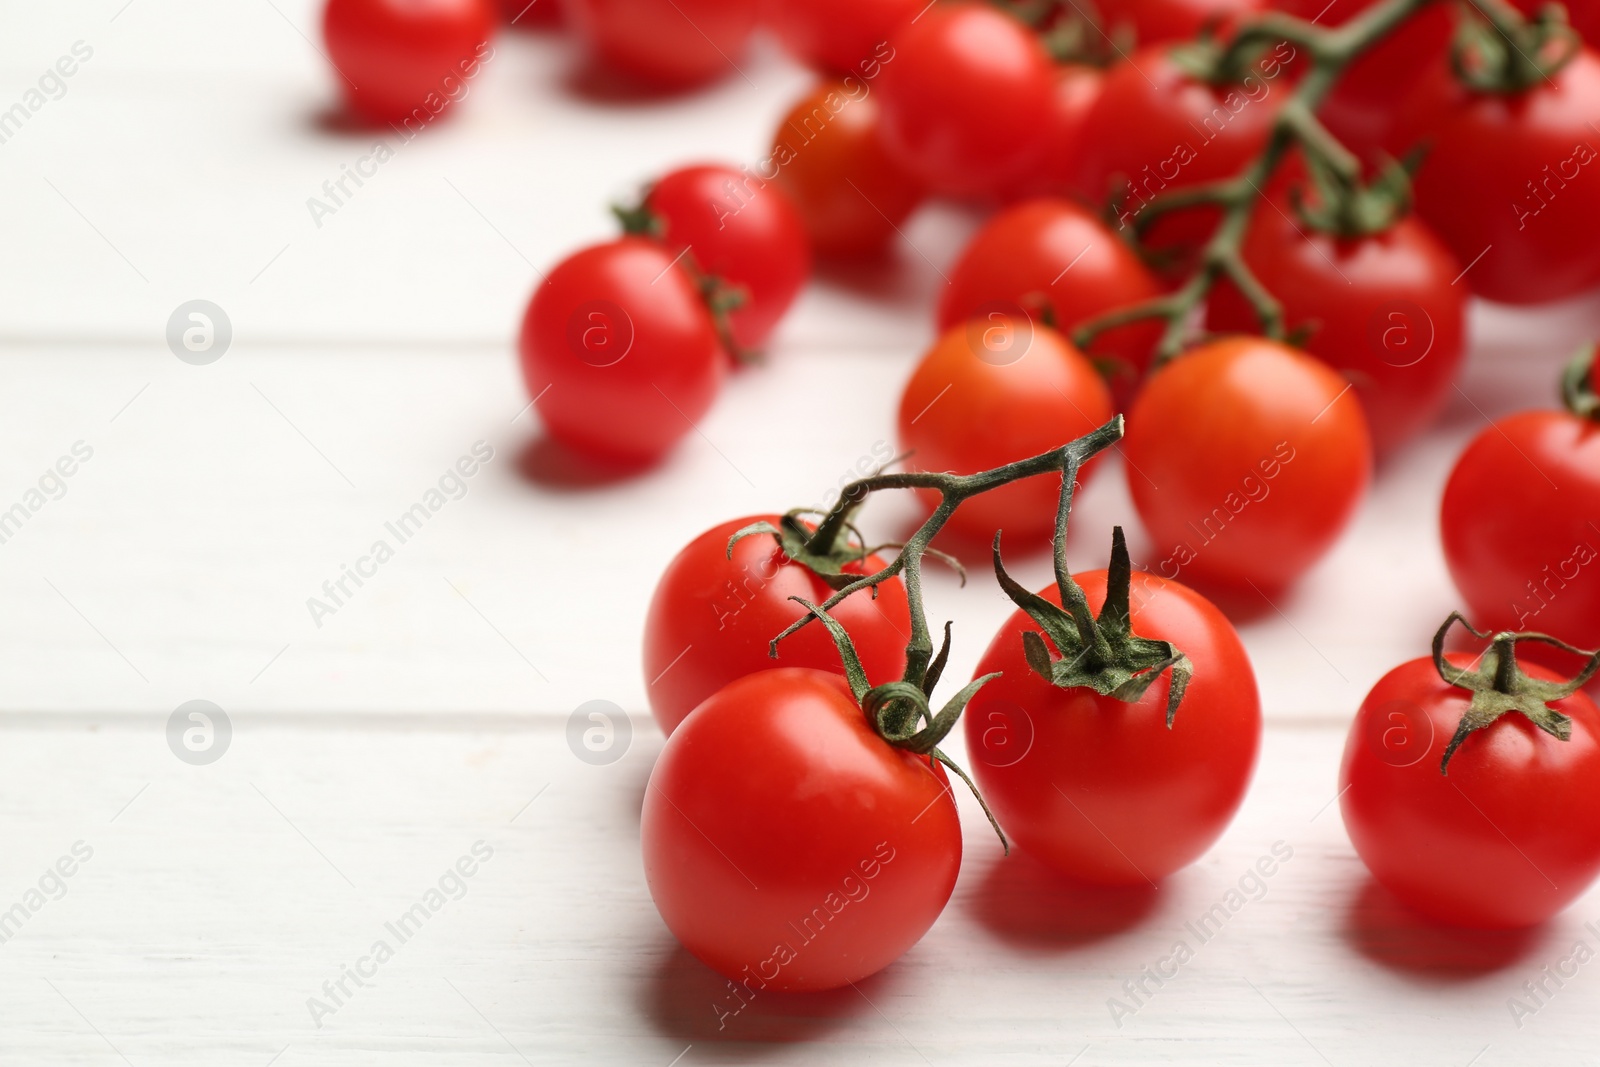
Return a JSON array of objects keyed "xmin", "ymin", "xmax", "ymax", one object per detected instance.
[
  {"xmin": 897, "ymin": 320, "xmax": 1114, "ymax": 545},
  {"xmin": 1123, "ymin": 337, "xmax": 1372, "ymax": 593},
  {"xmin": 641, "ymin": 668, "xmax": 962, "ymax": 990},
  {"xmin": 764, "ymin": 0, "xmax": 920, "ymax": 73},
  {"xmin": 565, "ymin": 0, "xmax": 759, "ymax": 88},
  {"xmin": 1396, "ymin": 48, "xmax": 1600, "ymax": 304},
  {"xmin": 966, "ymin": 569, "xmax": 1261, "ymax": 885},
  {"xmin": 1441, "ymin": 409, "xmax": 1600, "ymax": 656},
  {"xmin": 769, "ymin": 80, "xmax": 926, "ymax": 259},
  {"xmin": 494, "ymin": 0, "xmax": 561, "ymax": 27},
  {"xmin": 322, "ymin": 0, "xmax": 494, "ymax": 125},
  {"xmin": 1340, "ymin": 653, "xmax": 1600, "ymax": 927},
  {"xmin": 939, "ymin": 198, "xmax": 1166, "ymax": 386},
  {"xmin": 1070, "ymin": 45, "xmax": 1294, "ymax": 262},
  {"xmin": 994, "ymin": 66, "xmax": 1104, "ymax": 204},
  {"xmin": 875, "ymin": 2, "xmax": 1056, "ymax": 197},
  {"xmin": 641, "ymin": 165, "xmax": 810, "ymax": 352},
  {"xmin": 1205, "ymin": 201, "xmax": 1467, "ymax": 456},
  {"xmin": 642, "ymin": 515, "xmax": 912, "ymax": 734},
  {"xmin": 517, "ymin": 237, "xmax": 724, "ymax": 462},
  {"xmin": 1103, "ymin": 0, "xmax": 1262, "ymax": 43}
]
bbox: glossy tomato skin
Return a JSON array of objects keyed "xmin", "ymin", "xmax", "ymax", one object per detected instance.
[
  {"xmin": 994, "ymin": 66, "xmax": 1104, "ymax": 204},
  {"xmin": 1104, "ymin": 0, "xmax": 1262, "ymax": 43},
  {"xmin": 644, "ymin": 165, "xmax": 810, "ymax": 352},
  {"xmin": 1070, "ymin": 45, "xmax": 1293, "ymax": 260},
  {"xmin": 1206, "ymin": 205, "xmax": 1467, "ymax": 456},
  {"xmin": 566, "ymin": 0, "xmax": 758, "ymax": 88},
  {"xmin": 1441, "ymin": 411, "xmax": 1600, "ymax": 656},
  {"xmin": 1341, "ymin": 654, "xmax": 1600, "ymax": 927},
  {"xmin": 322, "ymin": 0, "xmax": 494, "ymax": 125},
  {"xmin": 1124, "ymin": 338, "xmax": 1372, "ymax": 592},
  {"xmin": 495, "ymin": 0, "xmax": 561, "ymax": 26},
  {"xmin": 1396, "ymin": 49, "xmax": 1600, "ymax": 304},
  {"xmin": 876, "ymin": 3, "xmax": 1055, "ymax": 197},
  {"xmin": 770, "ymin": 80, "xmax": 926, "ymax": 259},
  {"xmin": 966, "ymin": 570, "xmax": 1261, "ymax": 885},
  {"xmin": 764, "ymin": 0, "xmax": 922, "ymax": 73},
  {"xmin": 518, "ymin": 237, "xmax": 724, "ymax": 462},
  {"xmin": 642, "ymin": 668, "xmax": 962, "ymax": 990},
  {"xmin": 897, "ymin": 321, "xmax": 1115, "ymax": 545},
  {"xmin": 642, "ymin": 515, "xmax": 912, "ymax": 735},
  {"xmin": 939, "ymin": 199, "xmax": 1165, "ymax": 386}
]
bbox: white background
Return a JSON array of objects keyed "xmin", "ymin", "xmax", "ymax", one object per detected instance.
[{"xmin": 1, "ymin": 1, "xmax": 1599, "ymax": 1063}]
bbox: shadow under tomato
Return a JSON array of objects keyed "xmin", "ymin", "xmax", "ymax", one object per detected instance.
[
  {"xmin": 1340, "ymin": 877, "xmax": 1547, "ymax": 980},
  {"xmin": 968, "ymin": 849, "xmax": 1160, "ymax": 950},
  {"xmin": 639, "ymin": 942, "xmax": 881, "ymax": 1047},
  {"xmin": 563, "ymin": 61, "xmax": 713, "ymax": 106},
  {"xmin": 515, "ymin": 434, "xmax": 659, "ymax": 491}
]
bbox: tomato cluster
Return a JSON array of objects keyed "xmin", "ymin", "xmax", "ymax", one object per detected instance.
[{"xmin": 317, "ymin": 0, "xmax": 1600, "ymax": 992}]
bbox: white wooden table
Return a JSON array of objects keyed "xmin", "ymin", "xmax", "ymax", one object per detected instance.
[{"xmin": 3, "ymin": 2, "xmax": 1600, "ymax": 1063}]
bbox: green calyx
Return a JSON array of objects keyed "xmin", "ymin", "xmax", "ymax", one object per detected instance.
[
  {"xmin": 1560, "ymin": 342, "xmax": 1599, "ymax": 421},
  {"xmin": 727, "ymin": 510, "xmax": 876, "ymax": 593},
  {"xmin": 1450, "ymin": 0, "xmax": 1579, "ymax": 93},
  {"xmin": 1433, "ymin": 612, "xmax": 1600, "ymax": 773},
  {"xmin": 993, "ymin": 525, "xmax": 1193, "ymax": 726},
  {"xmin": 1292, "ymin": 151, "xmax": 1418, "ymax": 240}
]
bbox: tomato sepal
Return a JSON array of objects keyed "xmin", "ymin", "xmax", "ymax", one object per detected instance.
[
  {"xmin": 1432, "ymin": 612, "xmax": 1600, "ymax": 772},
  {"xmin": 1449, "ymin": 0, "xmax": 1580, "ymax": 94},
  {"xmin": 1560, "ymin": 343, "xmax": 1599, "ymax": 422}
]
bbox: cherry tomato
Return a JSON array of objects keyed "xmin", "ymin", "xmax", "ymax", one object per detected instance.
[
  {"xmin": 966, "ymin": 568, "xmax": 1261, "ymax": 885},
  {"xmin": 1123, "ymin": 337, "xmax": 1372, "ymax": 593},
  {"xmin": 764, "ymin": 0, "xmax": 921, "ymax": 73},
  {"xmin": 1205, "ymin": 200, "xmax": 1467, "ymax": 456},
  {"xmin": 875, "ymin": 2, "xmax": 1056, "ymax": 197},
  {"xmin": 642, "ymin": 515, "xmax": 912, "ymax": 734},
  {"xmin": 565, "ymin": 0, "xmax": 759, "ymax": 88},
  {"xmin": 494, "ymin": 0, "xmax": 561, "ymax": 27},
  {"xmin": 897, "ymin": 319, "xmax": 1114, "ymax": 545},
  {"xmin": 1340, "ymin": 652, "xmax": 1600, "ymax": 927},
  {"xmin": 322, "ymin": 0, "xmax": 494, "ymax": 125},
  {"xmin": 641, "ymin": 165, "xmax": 810, "ymax": 352},
  {"xmin": 1103, "ymin": 0, "xmax": 1262, "ymax": 43},
  {"xmin": 769, "ymin": 80, "xmax": 926, "ymax": 259},
  {"xmin": 994, "ymin": 66, "xmax": 1104, "ymax": 204},
  {"xmin": 1395, "ymin": 48, "xmax": 1600, "ymax": 304},
  {"xmin": 938, "ymin": 198, "xmax": 1166, "ymax": 387},
  {"xmin": 517, "ymin": 237, "xmax": 724, "ymax": 462},
  {"xmin": 641, "ymin": 668, "xmax": 962, "ymax": 990},
  {"xmin": 1070, "ymin": 45, "xmax": 1294, "ymax": 262},
  {"xmin": 1441, "ymin": 410, "xmax": 1600, "ymax": 656}
]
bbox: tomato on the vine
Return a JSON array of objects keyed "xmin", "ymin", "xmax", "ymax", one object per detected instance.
[
  {"xmin": 566, "ymin": 0, "xmax": 759, "ymax": 88},
  {"xmin": 642, "ymin": 515, "xmax": 911, "ymax": 734},
  {"xmin": 939, "ymin": 199, "xmax": 1165, "ymax": 388},
  {"xmin": 642, "ymin": 668, "xmax": 962, "ymax": 990},
  {"xmin": 769, "ymin": 81, "xmax": 925, "ymax": 260},
  {"xmin": 898, "ymin": 318, "xmax": 1114, "ymax": 545},
  {"xmin": 764, "ymin": 0, "xmax": 921, "ymax": 73},
  {"xmin": 1205, "ymin": 197, "xmax": 1467, "ymax": 456},
  {"xmin": 322, "ymin": 0, "xmax": 494, "ymax": 125},
  {"xmin": 1102, "ymin": 0, "xmax": 1263, "ymax": 44},
  {"xmin": 1122, "ymin": 337, "xmax": 1372, "ymax": 593},
  {"xmin": 966, "ymin": 550, "xmax": 1261, "ymax": 885},
  {"xmin": 1341, "ymin": 632, "xmax": 1600, "ymax": 927},
  {"xmin": 875, "ymin": 2, "xmax": 1056, "ymax": 197},
  {"xmin": 994, "ymin": 66, "xmax": 1104, "ymax": 204},
  {"xmin": 518, "ymin": 237, "xmax": 725, "ymax": 462},
  {"xmin": 636, "ymin": 164, "xmax": 810, "ymax": 352}
]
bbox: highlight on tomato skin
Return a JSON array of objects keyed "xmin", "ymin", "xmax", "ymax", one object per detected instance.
[{"xmin": 640, "ymin": 668, "xmax": 963, "ymax": 992}]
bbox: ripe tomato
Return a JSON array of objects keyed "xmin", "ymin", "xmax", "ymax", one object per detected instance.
[
  {"xmin": 994, "ymin": 66, "xmax": 1104, "ymax": 204},
  {"xmin": 1340, "ymin": 650, "xmax": 1600, "ymax": 927},
  {"xmin": 769, "ymin": 80, "xmax": 925, "ymax": 260},
  {"xmin": 1205, "ymin": 200, "xmax": 1467, "ymax": 456},
  {"xmin": 642, "ymin": 668, "xmax": 962, "ymax": 991},
  {"xmin": 642, "ymin": 515, "xmax": 912, "ymax": 734},
  {"xmin": 640, "ymin": 165, "xmax": 810, "ymax": 352},
  {"xmin": 764, "ymin": 0, "xmax": 921, "ymax": 73},
  {"xmin": 565, "ymin": 0, "xmax": 759, "ymax": 88},
  {"xmin": 494, "ymin": 0, "xmax": 561, "ymax": 26},
  {"xmin": 1396, "ymin": 48, "xmax": 1600, "ymax": 304},
  {"xmin": 897, "ymin": 319, "xmax": 1114, "ymax": 546},
  {"xmin": 938, "ymin": 198, "xmax": 1165, "ymax": 387},
  {"xmin": 1070, "ymin": 45, "xmax": 1294, "ymax": 262},
  {"xmin": 517, "ymin": 237, "xmax": 724, "ymax": 462},
  {"xmin": 875, "ymin": 2, "xmax": 1055, "ymax": 197},
  {"xmin": 1123, "ymin": 337, "xmax": 1372, "ymax": 592},
  {"xmin": 1441, "ymin": 408, "xmax": 1600, "ymax": 657},
  {"xmin": 322, "ymin": 0, "xmax": 494, "ymax": 125},
  {"xmin": 1102, "ymin": 0, "xmax": 1262, "ymax": 43},
  {"xmin": 966, "ymin": 565, "xmax": 1260, "ymax": 885}
]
